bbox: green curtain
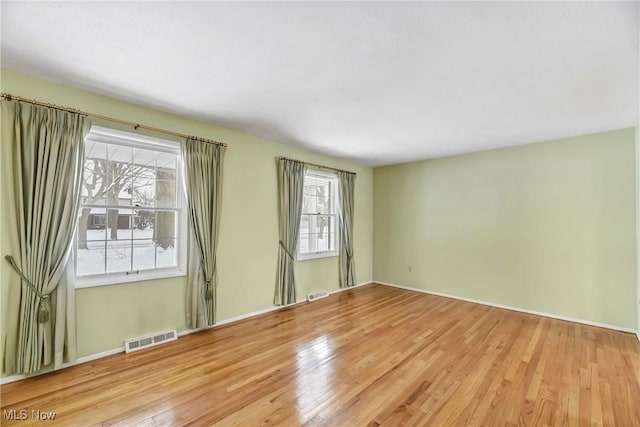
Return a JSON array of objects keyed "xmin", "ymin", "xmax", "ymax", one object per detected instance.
[
  {"xmin": 337, "ymin": 171, "xmax": 356, "ymax": 288},
  {"xmin": 2, "ymin": 100, "xmax": 88, "ymax": 375},
  {"xmin": 274, "ymin": 159, "xmax": 307, "ymax": 305},
  {"xmin": 183, "ymin": 139, "xmax": 225, "ymax": 327}
]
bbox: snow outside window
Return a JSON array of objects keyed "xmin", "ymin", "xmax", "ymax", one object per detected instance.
[
  {"xmin": 74, "ymin": 126, "xmax": 187, "ymax": 287},
  {"xmin": 297, "ymin": 169, "xmax": 339, "ymax": 260}
]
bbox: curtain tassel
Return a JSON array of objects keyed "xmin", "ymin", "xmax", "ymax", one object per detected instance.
[
  {"xmin": 205, "ymin": 278, "xmax": 214, "ymax": 300},
  {"xmin": 38, "ymin": 298, "xmax": 51, "ymax": 323}
]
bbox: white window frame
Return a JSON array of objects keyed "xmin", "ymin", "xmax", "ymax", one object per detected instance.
[
  {"xmin": 74, "ymin": 126, "xmax": 188, "ymax": 288},
  {"xmin": 297, "ymin": 169, "xmax": 340, "ymax": 261}
]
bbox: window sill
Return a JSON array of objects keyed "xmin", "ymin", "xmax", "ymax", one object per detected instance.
[
  {"xmin": 75, "ymin": 268, "xmax": 187, "ymax": 288},
  {"xmin": 297, "ymin": 251, "xmax": 339, "ymax": 261}
]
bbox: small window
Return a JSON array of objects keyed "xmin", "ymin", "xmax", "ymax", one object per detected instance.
[
  {"xmin": 298, "ymin": 169, "xmax": 339, "ymax": 260},
  {"xmin": 75, "ymin": 126, "xmax": 187, "ymax": 287}
]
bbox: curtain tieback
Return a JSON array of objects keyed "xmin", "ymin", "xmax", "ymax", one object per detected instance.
[
  {"xmin": 279, "ymin": 241, "xmax": 295, "ymax": 261},
  {"xmin": 204, "ymin": 263, "xmax": 217, "ymax": 301},
  {"xmin": 5, "ymin": 255, "xmax": 51, "ymax": 323}
]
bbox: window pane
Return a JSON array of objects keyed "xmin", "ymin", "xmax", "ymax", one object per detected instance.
[
  {"xmin": 132, "ymin": 240, "xmax": 155, "ymax": 270},
  {"xmin": 132, "ymin": 179, "xmax": 156, "ymax": 207},
  {"xmin": 315, "ymin": 180, "xmax": 327, "ymax": 198},
  {"xmin": 303, "ymin": 178, "xmax": 318, "ymax": 196},
  {"xmin": 82, "ymin": 158, "xmax": 107, "ymax": 206},
  {"xmin": 108, "ymin": 144, "xmax": 133, "ymax": 165},
  {"xmin": 156, "ymin": 238, "xmax": 177, "ymax": 268},
  {"xmin": 329, "ymin": 195, "xmax": 336, "ymax": 214},
  {"xmin": 312, "ymin": 215, "xmax": 331, "ymax": 234},
  {"xmin": 135, "ymin": 165, "xmax": 157, "ymax": 183},
  {"xmin": 132, "ymin": 149, "xmax": 157, "ymax": 207},
  {"xmin": 302, "ymin": 194, "xmax": 315, "ymax": 214},
  {"xmin": 155, "ymin": 211, "xmax": 177, "ymax": 239},
  {"xmin": 133, "ymin": 210, "xmax": 155, "ymax": 239},
  {"xmin": 106, "ymin": 241, "xmax": 132, "ymax": 273},
  {"xmin": 134, "ymin": 148, "xmax": 157, "ymax": 171},
  {"xmin": 307, "ymin": 233, "xmax": 320, "ymax": 252},
  {"xmin": 157, "ymin": 152, "xmax": 177, "ymax": 175},
  {"xmin": 156, "ymin": 180, "xmax": 177, "ymax": 208},
  {"xmin": 318, "ymin": 226, "xmax": 330, "ymax": 251},
  {"xmin": 104, "ymin": 210, "xmax": 132, "ymax": 240},
  {"xmin": 307, "ymin": 215, "xmax": 318, "ymax": 250},
  {"xmin": 106, "ymin": 173, "xmax": 132, "ymax": 206},
  {"xmin": 316, "ymin": 196, "xmax": 332, "ymax": 214},
  {"xmin": 299, "ymin": 233, "xmax": 309, "ymax": 253},
  {"xmin": 329, "ymin": 233, "xmax": 337, "ymax": 251},
  {"xmin": 76, "ymin": 240, "xmax": 105, "ymax": 276},
  {"xmin": 300, "ymin": 215, "xmax": 310, "ymax": 235},
  {"xmin": 85, "ymin": 140, "xmax": 107, "ymax": 161},
  {"xmin": 78, "ymin": 207, "xmax": 107, "ymax": 241}
]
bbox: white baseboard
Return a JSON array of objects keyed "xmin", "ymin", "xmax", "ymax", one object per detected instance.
[
  {"xmin": 375, "ymin": 281, "xmax": 639, "ymax": 335},
  {"xmin": 1, "ymin": 281, "xmax": 374, "ymax": 385},
  {"xmin": 329, "ymin": 280, "xmax": 373, "ymax": 295}
]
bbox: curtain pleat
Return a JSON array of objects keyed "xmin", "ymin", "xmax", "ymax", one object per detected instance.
[
  {"xmin": 338, "ymin": 171, "xmax": 356, "ymax": 288},
  {"xmin": 183, "ymin": 139, "xmax": 225, "ymax": 327},
  {"xmin": 2, "ymin": 100, "xmax": 88, "ymax": 375},
  {"xmin": 274, "ymin": 159, "xmax": 306, "ymax": 305}
]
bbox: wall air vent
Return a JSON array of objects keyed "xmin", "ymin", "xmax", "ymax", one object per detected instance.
[
  {"xmin": 125, "ymin": 330, "xmax": 177, "ymax": 353},
  {"xmin": 307, "ymin": 290, "xmax": 329, "ymax": 302}
]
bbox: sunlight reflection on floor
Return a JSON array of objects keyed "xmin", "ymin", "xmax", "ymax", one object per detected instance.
[{"xmin": 295, "ymin": 334, "xmax": 335, "ymax": 422}]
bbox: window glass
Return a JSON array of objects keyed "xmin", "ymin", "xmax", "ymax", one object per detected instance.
[{"xmin": 298, "ymin": 170, "xmax": 339, "ymax": 260}]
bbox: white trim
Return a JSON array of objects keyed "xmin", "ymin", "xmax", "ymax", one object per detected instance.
[
  {"xmin": 0, "ymin": 347, "xmax": 125, "ymax": 385},
  {"xmin": 297, "ymin": 250, "xmax": 339, "ymax": 262},
  {"xmin": 1, "ymin": 372, "xmax": 45, "ymax": 385},
  {"xmin": 0, "ymin": 281, "xmax": 374, "ymax": 385},
  {"xmin": 375, "ymin": 281, "xmax": 639, "ymax": 334},
  {"xmin": 329, "ymin": 281, "xmax": 373, "ymax": 295},
  {"xmin": 86, "ymin": 126, "xmax": 181, "ymax": 153},
  {"xmin": 73, "ymin": 347, "xmax": 126, "ymax": 364},
  {"xmin": 75, "ymin": 269, "xmax": 187, "ymax": 288}
]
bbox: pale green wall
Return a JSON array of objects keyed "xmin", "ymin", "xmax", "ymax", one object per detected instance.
[
  {"xmin": 374, "ymin": 128, "xmax": 637, "ymax": 329},
  {"xmin": 0, "ymin": 70, "xmax": 373, "ymax": 368}
]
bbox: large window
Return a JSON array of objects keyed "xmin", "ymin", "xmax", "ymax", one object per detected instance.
[
  {"xmin": 75, "ymin": 126, "xmax": 187, "ymax": 286},
  {"xmin": 298, "ymin": 169, "xmax": 339, "ymax": 260}
]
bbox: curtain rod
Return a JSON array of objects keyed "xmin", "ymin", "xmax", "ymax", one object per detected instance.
[
  {"xmin": 278, "ymin": 156, "xmax": 356, "ymax": 175},
  {"xmin": 1, "ymin": 92, "xmax": 227, "ymax": 147}
]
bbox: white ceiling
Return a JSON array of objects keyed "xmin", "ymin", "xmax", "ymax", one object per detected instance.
[{"xmin": 1, "ymin": 1, "xmax": 638, "ymax": 166}]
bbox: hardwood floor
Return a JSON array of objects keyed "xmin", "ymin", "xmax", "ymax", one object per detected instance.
[{"xmin": 1, "ymin": 284, "xmax": 639, "ymax": 426}]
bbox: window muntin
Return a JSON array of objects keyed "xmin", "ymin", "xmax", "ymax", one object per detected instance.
[
  {"xmin": 75, "ymin": 126, "xmax": 186, "ymax": 286},
  {"xmin": 298, "ymin": 170, "xmax": 339, "ymax": 260}
]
